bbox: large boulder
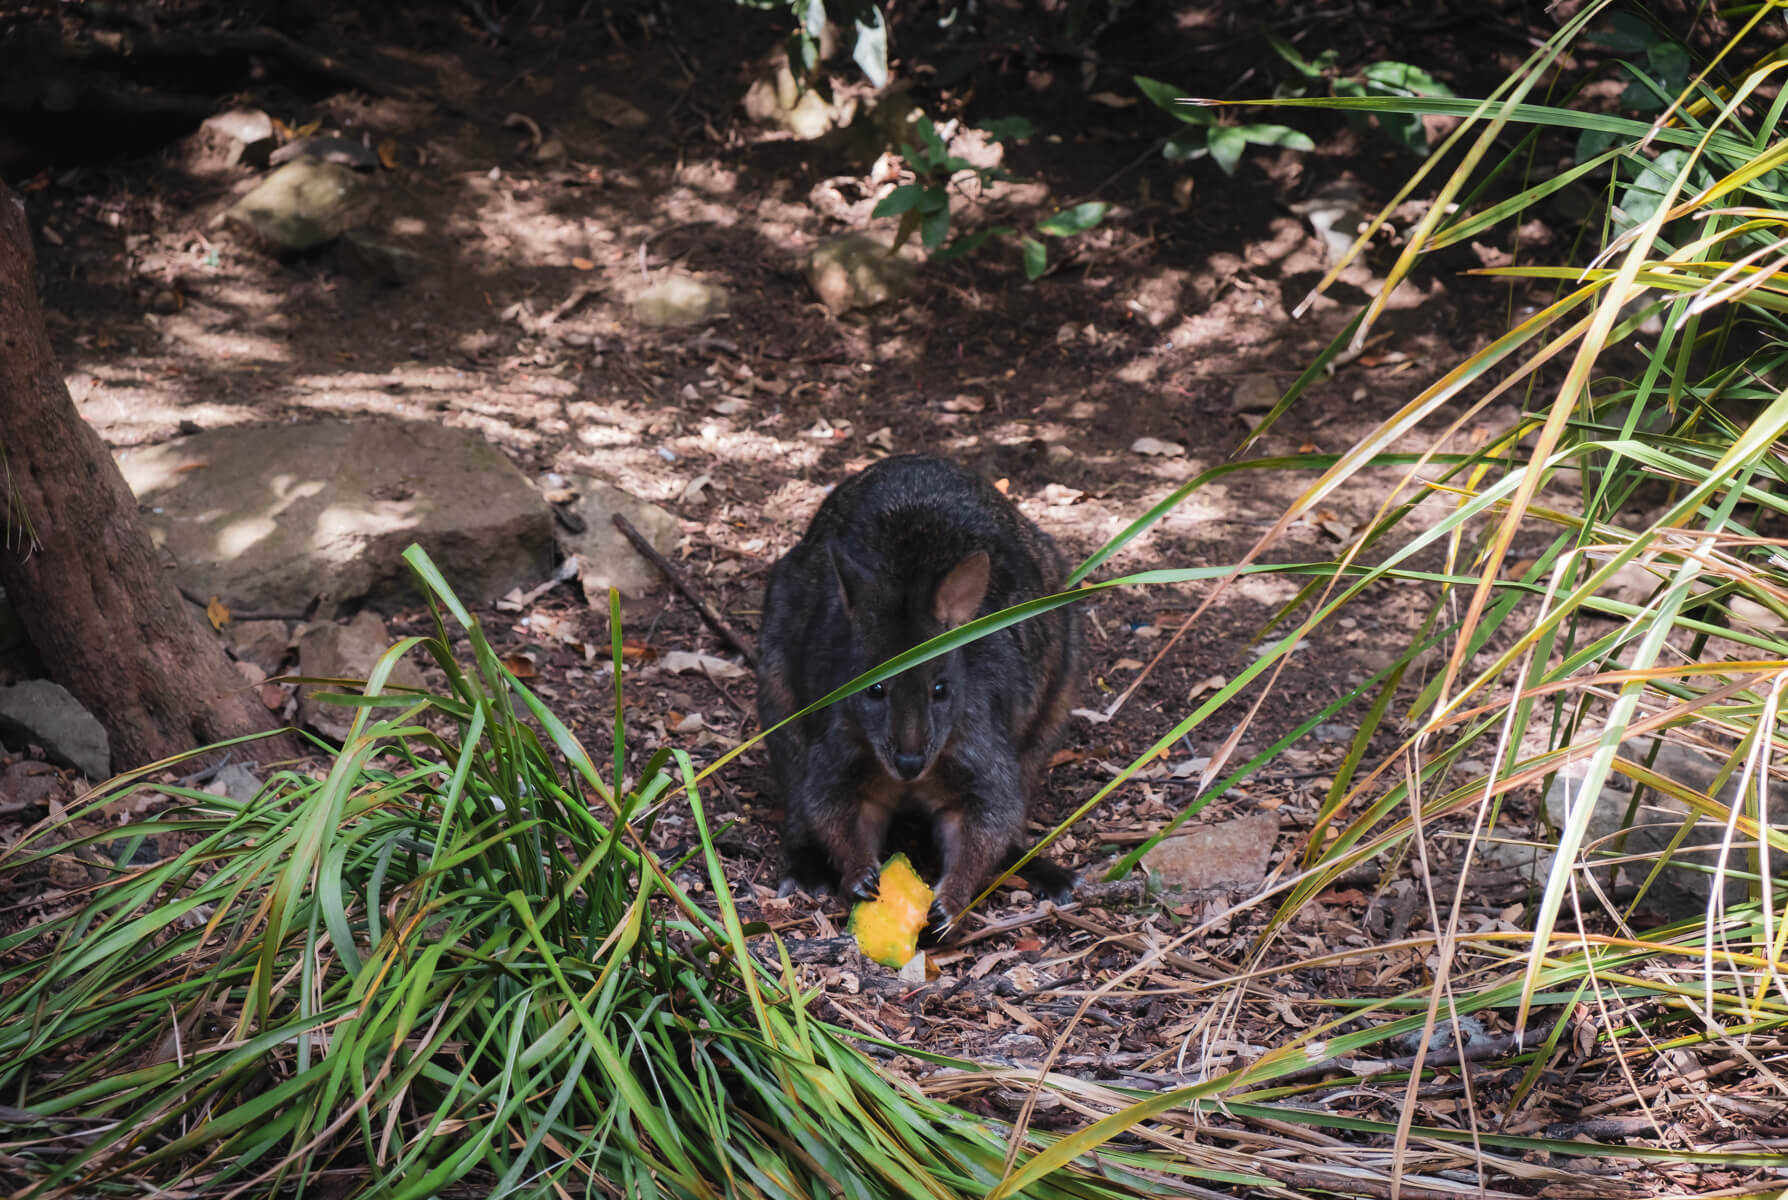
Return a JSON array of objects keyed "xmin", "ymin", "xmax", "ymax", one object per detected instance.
[{"xmin": 117, "ymin": 419, "xmax": 554, "ymax": 613}]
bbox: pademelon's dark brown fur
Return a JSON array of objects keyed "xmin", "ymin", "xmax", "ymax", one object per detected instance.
[{"xmin": 756, "ymin": 454, "xmax": 1080, "ymax": 936}]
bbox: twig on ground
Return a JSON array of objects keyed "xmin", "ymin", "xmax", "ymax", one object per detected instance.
[{"xmin": 611, "ymin": 514, "xmax": 758, "ymax": 666}]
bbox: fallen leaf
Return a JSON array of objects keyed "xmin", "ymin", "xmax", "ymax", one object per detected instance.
[
  {"xmin": 1187, "ymin": 673, "xmax": 1227, "ymax": 699},
  {"xmin": 865, "ymin": 426, "xmax": 895, "ymax": 450},
  {"xmin": 1110, "ymin": 657, "xmax": 1144, "ymax": 671},
  {"xmin": 941, "ymin": 394, "xmax": 986, "ymax": 413},
  {"xmin": 571, "ymin": 256, "xmax": 596, "ymax": 270},
  {"xmin": 1087, "ymin": 91, "xmax": 1138, "ymax": 108},
  {"xmin": 1041, "ymin": 482, "xmax": 1084, "ymax": 506},
  {"xmin": 621, "ymin": 638, "xmax": 658, "ymax": 662},
  {"xmin": 661, "ymin": 651, "xmax": 747, "ymax": 680},
  {"xmin": 1072, "ymin": 707, "xmax": 1113, "ymax": 724},
  {"xmin": 683, "ymin": 473, "xmax": 716, "ymax": 504},
  {"xmin": 1130, "ymin": 436, "xmax": 1186, "ymax": 457},
  {"xmin": 205, "ymin": 596, "xmax": 231, "ymax": 630},
  {"xmin": 671, "ymin": 712, "xmax": 706, "ymax": 734},
  {"xmin": 376, "ymin": 138, "xmax": 397, "ymax": 169},
  {"xmin": 994, "ymin": 477, "xmax": 1011, "ymax": 495},
  {"xmin": 710, "ymin": 396, "xmax": 749, "ymax": 415},
  {"xmin": 503, "ymin": 652, "xmax": 538, "ymax": 678}
]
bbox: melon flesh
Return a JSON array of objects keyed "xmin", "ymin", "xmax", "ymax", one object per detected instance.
[{"xmin": 847, "ymin": 853, "xmax": 934, "ymax": 967}]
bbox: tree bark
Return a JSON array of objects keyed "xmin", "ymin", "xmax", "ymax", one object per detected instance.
[{"xmin": 0, "ymin": 183, "xmax": 301, "ymax": 771}]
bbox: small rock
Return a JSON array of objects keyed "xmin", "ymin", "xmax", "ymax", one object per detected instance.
[
  {"xmin": 227, "ymin": 619, "xmax": 293, "ymax": 676},
  {"xmin": 742, "ymin": 59, "xmax": 837, "ymax": 141},
  {"xmin": 198, "ymin": 108, "xmax": 276, "ymax": 168},
  {"xmin": 1044, "ymin": 444, "xmax": 1074, "ymax": 465},
  {"xmin": 580, "ymin": 88, "xmax": 651, "ymax": 130},
  {"xmin": 1231, "ymin": 373, "xmax": 1280, "ymax": 413},
  {"xmin": 1129, "ymin": 436, "xmax": 1186, "ymax": 458},
  {"xmin": 203, "ymin": 108, "xmax": 275, "ymax": 145},
  {"xmin": 296, "ymin": 611, "xmax": 428, "ymax": 743},
  {"xmin": 633, "ymin": 275, "xmax": 729, "ymax": 328},
  {"xmin": 807, "ymin": 234, "xmax": 915, "ymax": 314},
  {"xmin": 992, "ymin": 1033, "xmax": 1047, "ymax": 1061},
  {"xmin": 202, "ymin": 762, "xmax": 265, "ymax": 803},
  {"xmin": 225, "ymin": 156, "xmax": 375, "ymax": 252},
  {"xmin": 0, "ymin": 680, "xmax": 111, "ymax": 782},
  {"xmin": 1294, "ymin": 181, "xmax": 1368, "ymax": 264},
  {"xmin": 1394, "ymin": 1016, "xmax": 1489, "ymax": 1056},
  {"xmin": 553, "ymin": 475, "xmax": 684, "ymax": 599},
  {"xmin": 1140, "ymin": 810, "xmax": 1279, "ymax": 892}
]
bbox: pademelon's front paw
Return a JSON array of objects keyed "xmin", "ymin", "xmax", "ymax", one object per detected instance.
[
  {"xmin": 919, "ymin": 897, "xmax": 960, "ymax": 946},
  {"xmin": 844, "ymin": 864, "xmax": 881, "ymax": 903}
]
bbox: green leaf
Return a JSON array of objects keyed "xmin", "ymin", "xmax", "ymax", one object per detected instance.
[
  {"xmin": 1262, "ymin": 27, "xmax": 1324, "ymax": 79},
  {"xmin": 1162, "ymin": 127, "xmax": 1209, "ymax": 161},
  {"xmin": 1362, "ymin": 61, "xmax": 1453, "ymax": 97},
  {"xmin": 1236, "ymin": 122, "xmax": 1315, "ymax": 151},
  {"xmin": 871, "ymin": 184, "xmax": 924, "ymax": 218},
  {"xmin": 852, "ymin": 6, "xmax": 889, "ymax": 89},
  {"xmin": 932, "ymin": 226, "xmax": 1013, "ymax": 263},
  {"xmin": 1576, "ymin": 128, "xmax": 1622, "ymax": 163},
  {"xmin": 1619, "ymin": 77, "xmax": 1668, "ymax": 113},
  {"xmin": 978, "ymin": 116, "xmax": 1035, "ymax": 141},
  {"xmin": 1617, "ymin": 148, "xmax": 1688, "ymax": 228},
  {"xmin": 1645, "ymin": 41, "xmax": 1690, "ymax": 86},
  {"xmin": 1134, "ymin": 75, "xmax": 1210, "ymax": 123},
  {"xmin": 1379, "ymin": 110, "xmax": 1431, "ymax": 155},
  {"xmin": 1021, "ymin": 236, "xmax": 1047, "ymax": 279},
  {"xmin": 920, "ymin": 205, "xmax": 950, "ymax": 250},
  {"xmin": 1590, "ymin": 10, "xmax": 1655, "ymax": 53},
  {"xmin": 1037, "ymin": 201, "xmax": 1108, "ymax": 237},
  {"xmin": 1208, "ymin": 126, "xmax": 1246, "ymax": 175}
]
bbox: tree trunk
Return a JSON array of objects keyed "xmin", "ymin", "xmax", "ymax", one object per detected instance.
[{"xmin": 0, "ymin": 183, "xmax": 300, "ymax": 771}]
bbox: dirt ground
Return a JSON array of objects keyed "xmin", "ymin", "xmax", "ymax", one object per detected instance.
[{"xmin": 7, "ymin": 0, "xmax": 1719, "ymax": 1186}]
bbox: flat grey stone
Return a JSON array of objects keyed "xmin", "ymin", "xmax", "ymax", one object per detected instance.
[
  {"xmin": 1140, "ymin": 810, "xmax": 1278, "ymax": 892},
  {"xmin": 807, "ymin": 234, "xmax": 914, "ymax": 314},
  {"xmin": 297, "ymin": 611, "xmax": 428, "ymax": 743},
  {"xmin": 553, "ymin": 475, "xmax": 682, "ymax": 599},
  {"xmin": 0, "ymin": 680, "xmax": 111, "ymax": 782},
  {"xmin": 1479, "ymin": 737, "xmax": 1761, "ymax": 920},
  {"xmin": 203, "ymin": 762, "xmax": 265, "ymax": 803},
  {"xmin": 633, "ymin": 275, "xmax": 729, "ymax": 328},
  {"xmin": 118, "ymin": 419, "xmax": 554, "ymax": 614},
  {"xmin": 227, "ymin": 619, "xmax": 293, "ymax": 675}
]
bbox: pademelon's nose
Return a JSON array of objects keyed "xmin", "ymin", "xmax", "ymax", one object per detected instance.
[{"xmin": 894, "ymin": 753, "xmax": 926, "ymax": 780}]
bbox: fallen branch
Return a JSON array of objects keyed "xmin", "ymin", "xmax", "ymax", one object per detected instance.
[{"xmin": 611, "ymin": 513, "xmax": 757, "ymax": 667}]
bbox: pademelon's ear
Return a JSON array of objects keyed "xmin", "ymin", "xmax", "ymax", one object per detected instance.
[
  {"xmin": 932, "ymin": 550, "xmax": 990, "ymax": 628},
  {"xmin": 829, "ymin": 542, "xmax": 877, "ymax": 616}
]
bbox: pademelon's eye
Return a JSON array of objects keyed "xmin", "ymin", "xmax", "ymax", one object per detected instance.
[
  {"xmin": 867, "ymin": 682, "xmax": 886, "ymax": 701},
  {"xmin": 931, "ymin": 679, "xmax": 950, "ymax": 701}
]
